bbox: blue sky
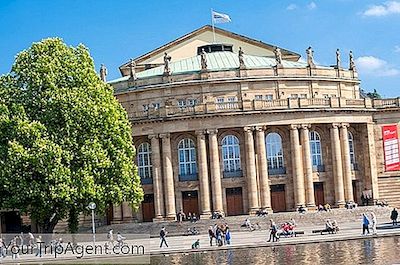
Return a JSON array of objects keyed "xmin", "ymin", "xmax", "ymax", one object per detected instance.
[{"xmin": 1, "ymin": 0, "xmax": 399, "ymax": 97}]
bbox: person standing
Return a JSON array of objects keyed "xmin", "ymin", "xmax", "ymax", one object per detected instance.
[
  {"xmin": 225, "ymin": 227, "xmax": 231, "ymax": 245},
  {"xmin": 159, "ymin": 227, "xmax": 168, "ymax": 248},
  {"xmin": 267, "ymin": 219, "xmax": 279, "ymax": 242},
  {"xmin": 208, "ymin": 226, "xmax": 215, "ymax": 246},
  {"xmin": 371, "ymin": 212, "xmax": 377, "ymax": 235},
  {"xmin": 391, "ymin": 208, "xmax": 398, "ymax": 226},
  {"xmin": 362, "ymin": 213, "xmax": 370, "ymax": 235}
]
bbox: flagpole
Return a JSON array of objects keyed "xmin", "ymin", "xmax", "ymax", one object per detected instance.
[{"xmin": 211, "ymin": 8, "xmax": 216, "ymax": 43}]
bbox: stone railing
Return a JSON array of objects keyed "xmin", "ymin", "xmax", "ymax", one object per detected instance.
[{"xmin": 128, "ymin": 97, "xmax": 400, "ymax": 121}]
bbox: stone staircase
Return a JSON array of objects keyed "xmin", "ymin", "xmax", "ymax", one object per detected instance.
[
  {"xmin": 378, "ymin": 176, "xmax": 400, "ymax": 207},
  {"xmin": 82, "ymin": 206, "xmax": 391, "ymax": 237}
]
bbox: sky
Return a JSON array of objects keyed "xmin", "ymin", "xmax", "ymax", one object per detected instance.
[{"xmin": 1, "ymin": 0, "xmax": 400, "ymax": 97}]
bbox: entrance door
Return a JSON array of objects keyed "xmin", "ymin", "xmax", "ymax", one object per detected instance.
[
  {"xmin": 314, "ymin": 182, "xmax": 325, "ymax": 206},
  {"xmin": 3, "ymin": 211, "xmax": 22, "ymax": 233},
  {"xmin": 226, "ymin": 187, "xmax": 244, "ymax": 216},
  {"xmin": 182, "ymin": 191, "xmax": 199, "ymax": 216},
  {"xmin": 142, "ymin": 194, "xmax": 155, "ymax": 222},
  {"xmin": 270, "ymin": 184, "xmax": 286, "ymax": 212},
  {"xmin": 352, "ymin": 180, "xmax": 359, "ymax": 204}
]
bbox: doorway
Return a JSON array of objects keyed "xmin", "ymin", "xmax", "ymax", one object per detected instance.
[
  {"xmin": 141, "ymin": 194, "xmax": 155, "ymax": 222},
  {"xmin": 226, "ymin": 187, "xmax": 244, "ymax": 216},
  {"xmin": 271, "ymin": 184, "xmax": 286, "ymax": 212},
  {"xmin": 314, "ymin": 182, "xmax": 325, "ymax": 206},
  {"xmin": 182, "ymin": 191, "xmax": 199, "ymax": 216}
]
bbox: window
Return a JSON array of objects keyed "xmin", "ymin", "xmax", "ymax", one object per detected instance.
[
  {"xmin": 228, "ymin": 96, "xmax": 237, "ymax": 102},
  {"xmin": 216, "ymin": 97, "xmax": 224, "ymax": 103},
  {"xmin": 178, "ymin": 99, "xmax": 186, "ymax": 108},
  {"xmin": 290, "ymin": 94, "xmax": 299, "ymax": 99},
  {"xmin": 187, "ymin": 99, "xmax": 197, "ymax": 106},
  {"xmin": 152, "ymin": 103, "xmax": 160, "ymax": 110},
  {"xmin": 330, "ymin": 94, "xmax": 337, "ymax": 98},
  {"xmin": 266, "ymin": 133, "xmax": 284, "ymax": 169},
  {"xmin": 178, "ymin": 138, "xmax": 197, "ymax": 176},
  {"xmin": 348, "ymin": 131, "xmax": 356, "ymax": 165},
  {"xmin": 255, "ymin": 95, "xmax": 263, "ymax": 100},
  {"xmin": 309, "ymin": 131, "xmax": 323, "ymax": 166},
  {"xmin": 300, "ymin": 94, "xmax": 308, "ymax": 99},
  {"xmin": 137, "ymin": 142, "xmax": 152, "ymax": 179},
  {"xmin": 323, "ymin": 94, "xmax": 329, "ymax": 99},
  {"xmin": 143, "ymin": 104, "xmax": 149, "ymax": 111},
  {"xmin": 222, "ymin": 135, "xmax": 241, "ymax": 172},
  {"xmin": 265, "ymin": 94, "xmax": 273, "ymax": 101}
]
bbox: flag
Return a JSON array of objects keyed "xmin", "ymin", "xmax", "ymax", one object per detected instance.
[{"xmin": 212, "ymin": 10, "xmax": 231, "ymax": 24}]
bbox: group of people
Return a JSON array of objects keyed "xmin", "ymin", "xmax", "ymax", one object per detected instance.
[
  {"xmin": 362, "ymin": 212, "xmax": 377, "ymax": 235},
  {"xmin": 177, "ymin": 210, "xmax": 199, "ymax": 223},
  {"xmin": 241, "ymin": 218, "xmax": 261, "ymax": 231},
  {"xmin": 0, "ymin": 232, "xmax": 45, "ymax": 259},
  {"xmin": 106, "ymin": 229, "xmax": 126, "ymax": 247},
  {"xmin": 208, "ymin": 223, "xmax": 231, "ymax": 246},
  {"xmin": 317, "ymin": 204, "xmax": 332, "ymax": 212},
  {"xmin": 325, "ymin": 219, "xmax": 339, "ymax": 234}
]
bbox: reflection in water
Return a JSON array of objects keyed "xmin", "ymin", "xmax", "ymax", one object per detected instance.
[{"xmin": 151, "ymin": 236, "xmax": 400, "ymax": 265}]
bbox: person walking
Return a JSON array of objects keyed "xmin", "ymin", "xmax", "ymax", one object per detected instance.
[
  {"xmin": 362, "ymin": 213, "xmax": 370, "ymax": 235},
  {"xmin": 208, "ymin": 226, "xmax": 215, "ymax": 246},
  {"xmin": 371, "ymin": 212, "xmax": 377, "ymax": 235},
  {"xmin": 159, "ymin": 227, "xmax": 168, "ymax": 248},
  {"xmin": 267, "ymin": 219, "xmax": 279, "ymax": 242},
  {"xmin": 391, "ymin": 208, "xmax": 398, "ymax": 226}
]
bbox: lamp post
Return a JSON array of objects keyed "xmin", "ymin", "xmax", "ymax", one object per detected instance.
[{"xmin": 88, "ymin": 202, "xmax": 96, "ymax": 246}]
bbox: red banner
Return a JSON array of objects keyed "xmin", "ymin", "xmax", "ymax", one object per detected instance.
[{"xmin": 382, "ymin": 125, "xmax": 400, "ymax": 171}]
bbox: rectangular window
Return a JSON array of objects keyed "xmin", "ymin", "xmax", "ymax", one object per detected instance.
[
  {"xmin": 152, "ymin": 103, "xmax": 160, "ymax": 110},
  {"xmin": 300, "ymin": 94, "xmax": 307, "ymax": 99},
  {"xmin": 187, "ymin": 99, "xmax": 197, "ymax": 106},
  {"xmin": 143, "ymin": 104, "xmax": 149, "ymax": 111},
  {"xmin": 178, "ymin": 99, "xmax": 186, "ymax": 108},
  {"xmin": 228, "ymin": 96, "xmax": 237, "ymax": 102},
  {"xmin": 290, "ymin": 94, "xmax": 298, "ymax": 99},
  {"xmin": 265, "ymin": 94, "xmax": 273, "ymax": 101},
  {"xmin": 255, "ymin": 95, "xmax": 263, "ymax": 100},
  {"xmin": 216, "ymin": 97, "xmax": 224, "ymax": 103}
]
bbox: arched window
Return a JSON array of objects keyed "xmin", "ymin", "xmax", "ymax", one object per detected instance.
[
  {"xmin": 178, "ymin": 138, "xmax": 197, "ymax": 176},
  {"xmin": 309, "ymin": 131, "xmax": 323, "ymax": 166},
  {"xmin": 348, "ymin": 131, "xmax": 356, "ymax": 165},
  {"xmin": 266, "ymin": 133, "xmax": 284, "ymax": 170},
  {"xmin": 138, "ymin": 142, "xmax": 152, "ymax": 179},
  {"xmin": 222, "ymin": 135, "xmax": 241, "ymax": 172}
]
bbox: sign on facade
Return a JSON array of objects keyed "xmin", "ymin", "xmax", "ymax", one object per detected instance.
[{"xmin": 382, "ymin": 125, "xmax": 400, "ymax": 171}]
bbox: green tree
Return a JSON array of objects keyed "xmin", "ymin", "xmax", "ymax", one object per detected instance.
[{"xmin": 0, "ymin": 38, "xmax": 143, "ymax": 233}]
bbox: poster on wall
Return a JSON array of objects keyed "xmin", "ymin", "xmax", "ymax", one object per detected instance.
[{"xmin": 382, "ymin": 125, "xmax": 400, "ymax": 171}]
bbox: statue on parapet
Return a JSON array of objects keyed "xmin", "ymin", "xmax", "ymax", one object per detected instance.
[
  {"xmin": 336, "ymin": 48, "xmax": 341, "ymax": 69},
  {"xmin": 163, "ymin": 52, "xmax": 172, "ymax": 76},
  {"xmin": 128, "ymin": 59, "xmax": 137, "ymax": 80},
  {"xmin": 100, "ymin": 64, "xmax": 107, "ymax": 82},
  {"xmin": 200, "ymin": 48, "xmax": 207, "ymax": 71},
  {"xmin": 349, "ymin": 50, "xmax": 356, "ymax": 71},
  {"xmin": 274, "ymin": 47, "xmax": 283, "ymax": 67},
  {"xmin": 238, "ymin": 47, "xmax": 245, "ymax": 69},
  {"xmin": 306, "ymin": 46, "xmax": 315, "ymax": 68}
]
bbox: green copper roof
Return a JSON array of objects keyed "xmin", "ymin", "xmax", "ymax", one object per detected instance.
[{"xmin": 109, "ymin": 51, "xmax": 327, "ymax": 83}]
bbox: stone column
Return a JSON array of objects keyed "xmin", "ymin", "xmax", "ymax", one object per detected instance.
[
  {"xmin": 331, "ymin": 123, "xmax": 345, "ymax": 206},
  {"xmin": 300, "ymin": 124, "xmax": 315, "ymax": 207},
  {"xmin": 244, "ymin": 127, "xmax": 260, "ymax": 214},
  {"xmin": 207, "ymin": 129, "xmax": 224, "ymax": 213},
  {"xmin": 290, "ymin": 125, "xmax": 305, "ymax": 208},
  {"xmin": 196, "ymin": 130, "xmax": 211, "ymax": 217},
  {"xmin": 364, "ymin": 123, "xmax": 379, "ymax": 200},
  {"xmin": 255, "ymin": 126, "xmax": 272, "ymax": 211},
  {"xmin": 149, "ymin": 134, "xmax": 165, "ymax": 219},
  {"xmin": 160, "ymin": 133, "xmax": 176, "ymax": 219},
  {"xmin": 340, "ymin": 123, "xmax": 354, "ymax": 203}
]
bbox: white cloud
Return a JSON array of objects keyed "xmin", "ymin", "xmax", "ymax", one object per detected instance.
[
  {"xmin": 308, "ymin": 2, "xmax": 317, "ymax": 10},
  {"xmin": 363, "ymin": 1, "xmax": 400, "ymax": 16},
  {"xmin": 395, "ymin": 45, "xmax": 400, "ymax": 52},
  {"xmin": 286, "ymin": 4, "xmax": 297, "ymax": 10},
  {"xmin": 355, "ymin": 56, "xmax": 400, "ymax": 76}
]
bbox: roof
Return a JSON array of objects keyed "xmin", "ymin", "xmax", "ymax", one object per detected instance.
[
  {"xmin": 118, "ymin": 25, "xmax": 301, "ymax": 75},
  {"xmin": 109, "ymin": 51, "xmax": 328, "ymax": 84}
]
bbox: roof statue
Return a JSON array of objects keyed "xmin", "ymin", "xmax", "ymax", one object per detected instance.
[
  {"xmin": 336, "ymin": 48, "xmax": 341, "ymax": 69},
  {"xmin": 200, "ymin": 48, "xmax": 207, "ymax": 71},
  {"xmin": 163, "ymin": 52, "xmax": 172, "ymax": 76},
  {"xmin": 100, "ymin": 64, "xmax": 107, "ymax": 82},
  {"xmin": 274, "ymin": 47, "xmax": 283, "ymax": 67},
  {"xmin": 238, "ymin": 47, "xmax": 245, "ymax": 69},
  {"xmin": 349, "ymin": 50, "xmax": 356, "ymax": 71},
  {"xmin": 306, "ymin": 46, "xmax": 315, "ymax": 68},
  {"xmin": 128, "ymin": 59, "xmax": 137, "ymax": 80}
]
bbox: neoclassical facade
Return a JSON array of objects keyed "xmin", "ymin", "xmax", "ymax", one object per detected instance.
[{"xmin": 106, "ymin": 25, "xmax": 400, "ymax": 223}]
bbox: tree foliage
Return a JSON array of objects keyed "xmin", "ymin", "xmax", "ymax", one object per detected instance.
[{"xmin": 0, "ymin": 38, "xmax": 143, "ymax": 232}]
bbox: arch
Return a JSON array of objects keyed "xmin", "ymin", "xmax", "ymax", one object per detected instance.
[
  {"xmin": 221, "ymin": 135, "xmax": 241, "ymax": 172},
  {"xmin": 178, "ymin": 138, "xmax": 197, "ymax": 176},
  {"xmin": 309, "ymin": 131, "xmax": 323, "ymax": 166},
  {"xmin": 137, "ymin": 142, "xmax": 152, "ymax": 179},
  {"xmin": 348, "ymin": 131, "xmax": 356, "ymax": 165},
  {"xmin": 266, "ymin": 132, "xmax": 284, "ymax": 169}
]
